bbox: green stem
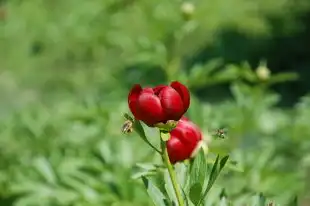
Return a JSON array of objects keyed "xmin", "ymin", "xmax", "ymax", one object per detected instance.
[{"xmin": 160, "ymin": 132, "xmax": 184, "ymax": 206}]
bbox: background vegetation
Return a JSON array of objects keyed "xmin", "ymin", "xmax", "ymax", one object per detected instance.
[{"xmin": 1, "ymin": 0, "xmax": 310, "ymax": 205}]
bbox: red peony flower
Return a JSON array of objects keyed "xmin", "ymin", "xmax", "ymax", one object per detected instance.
[
  {"xmin": 128, "ymin": 81, "xmax": 190, "ymax": 126},
  {"xmin": 167, "ymin": 117, "xmax": 203, "ymax": 164}
]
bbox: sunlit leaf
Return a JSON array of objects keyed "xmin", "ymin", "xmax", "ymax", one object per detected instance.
[
  {"xmin": 189, "ymin": 149, "xmax": 207, "ymax": 187},
  {"xmin": 142, "ymin": 176, "xmax": 169, "ymax": 206},
  {"xmin": 33, "ymin": 157, "xmax": 56, "ymax": 185}
]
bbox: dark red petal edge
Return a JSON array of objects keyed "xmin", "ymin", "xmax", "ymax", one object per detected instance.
[
  {"xmin": 128, "ymin": 84, "xmax": 143, "ymax": 119},
  {"xmin": 170, "ymin": 81, "xmax": 190, "ymax": 112},
  {"xmin": 153, "ymin": 85, "xmax": 166, "ymax": 95}
]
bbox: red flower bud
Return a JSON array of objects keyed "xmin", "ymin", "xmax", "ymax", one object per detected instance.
[
  {"xmin": 167, "ymin": 117, "xmax": 203, "ymax": 164},
  {"xmin": 128, "ymin": 81, "xmax": 190, "ymax": 126}
]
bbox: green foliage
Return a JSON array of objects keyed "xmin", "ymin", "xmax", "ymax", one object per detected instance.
[
  {"xmin": 142, "ymin": 176, "xmax": 169, "ymax": 206},
  {"xmin": 1, "ymin": 0, "xmax": 310, "ymax": 205}
]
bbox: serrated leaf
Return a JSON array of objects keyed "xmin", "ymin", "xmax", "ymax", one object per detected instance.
[
  {"xmin": 189, "ymin": 183, "xmax": 202, "ymax": 206},
  {"xmin": 142, "ymin": 176, "xmax": 169, "ymax": 206}
]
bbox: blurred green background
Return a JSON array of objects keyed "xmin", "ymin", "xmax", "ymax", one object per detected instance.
[{"xmin": 1, "ymin": 0, "xmax": 310, "ymax": 205}]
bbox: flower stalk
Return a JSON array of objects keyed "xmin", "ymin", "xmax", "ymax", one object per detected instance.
[{"xmin": 160, "ymin": 131, "xmax": 184, "ymax": 206}]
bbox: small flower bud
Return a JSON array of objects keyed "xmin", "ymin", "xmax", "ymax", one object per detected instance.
[
  {"xmin": 181, "ymin": 2, "xmax": 195, "ymax": 20},
  {"xmin": 256, "ymin": 61, "xmax": 271, "ymax": 80}
]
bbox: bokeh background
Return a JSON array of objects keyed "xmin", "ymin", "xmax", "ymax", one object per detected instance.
[{"xmin": 1, "ymin": 0, "xmax": 310, "ymax": 205}]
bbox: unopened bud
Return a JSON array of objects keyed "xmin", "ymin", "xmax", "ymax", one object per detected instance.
[
  {"xmin": 256, "ymin": 61, "xmax": 271, "ymax": 80},
  {"xmin": 181, "ymin": 2, "xmax": 195, "ymax": 20}
]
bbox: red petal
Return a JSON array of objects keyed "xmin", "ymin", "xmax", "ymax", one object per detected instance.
[
  {"xmin": 136, "ymin": 91, "xmax": 165, "ymax": 125},
  {"xmin": 167, "ymin": 137, "xmax": 190, "ymax": 164},
  {"xmin": 128, "ymin": 84, "xmax": 143, "ymax": 120},
  {"xmin": 167, "ymin": 118, "xmax": 203, "ymax": 164},
  {"xmin": 142, "ymin": 87, "xmax": 154, "ymax": 94},
  {"xmin": 178, "ymin": 119, "xmax": 202, "ymax": 142},
  {"xmin": 170, "ymin": 81, "xmax": 190, "ymax": 113},
  {"xmin": 158, "ymin": 86, "xmax": 184, "ymax": 121},
  {"xmin": 153, "ymin": 85, "xmax": 166, "ymax": 95},
  {"xmin": 172, "ymin": 120, "xmax": 200, "ymax": 145}
]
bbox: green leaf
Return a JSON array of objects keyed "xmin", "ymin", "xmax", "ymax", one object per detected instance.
[
  {"xmin": 189, "ymin": 183, "xmax": 202, "ymax": 206},
  {"xmin": 131, "ymin": 170, "xmax": 157, "ymax": 179},
  {"xmin": 258, "ymin": 193, "xmax": 266, "ymax": 206},
  {"xmin": 219, "ymin": 155, "xmax": 229, "ymax": 171},
  {"xmin": 124, "ymin": 113, "xmax": 134, "ymax": 122},
  {"xmin": 240, "ymin": 62, "xmax": 257, "ymax": 82},
  {"xmin": 206, "ymin": 158, "xmax": 243, "ymax": 172},
  {"xmin": 198, "ymin": 155, "xmax": 229, "ymax": 205},
  {"xmin": 208, "ymin": 155, "xmax": 220, "ymax": 186},
  {"xmin": 267, "ymin": 72, "xmax": 299, "ymax": 85},
  {"xmin": 131, "ymin": 163, "xmax": 161, "ymax": 179},
  {"xmin": 190, "ymin": 149, "xmax": 207, "ymax": 186},
  {"xmin": 124, "ymin": 113, "xmax": 161, "ymax": 153},
  {"xmin": 210, "ymin": 65, "xmax": 240, "ymax": 84},
  {"xmin": 133, "ymin": 120, "xmax": 147, "ymax": 139},
  {"xmin": 219, "ymin": 196, "xmax": 228, "ymax": 206},
  {"xmin": 135, "ymin": 163, "xmax": 160, "ymax": 170},
  {"xmin": 164, "ymin": 170, "xmax": 177, "ymax": 203},
  {"xmin": 181, "ymin": 187, "xmax": 190, "ymax": 206},
  {"xmin": 188, "ymin": 58, "xmax": 224, "ymax": 88},
  {"xmin": 288, "ymin": 196, "xmax": 298, "ymax": 206},
  {"xmin": 175, "ymin": 163, "xmax": 188, "ymax": 188},
  {"xmin": 142, "ymin": 176, "xmax": 169, "ymax": 206},
  {"xmin": 33, "ymin": 157, "xmax": 56, "ymax": 185}
]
